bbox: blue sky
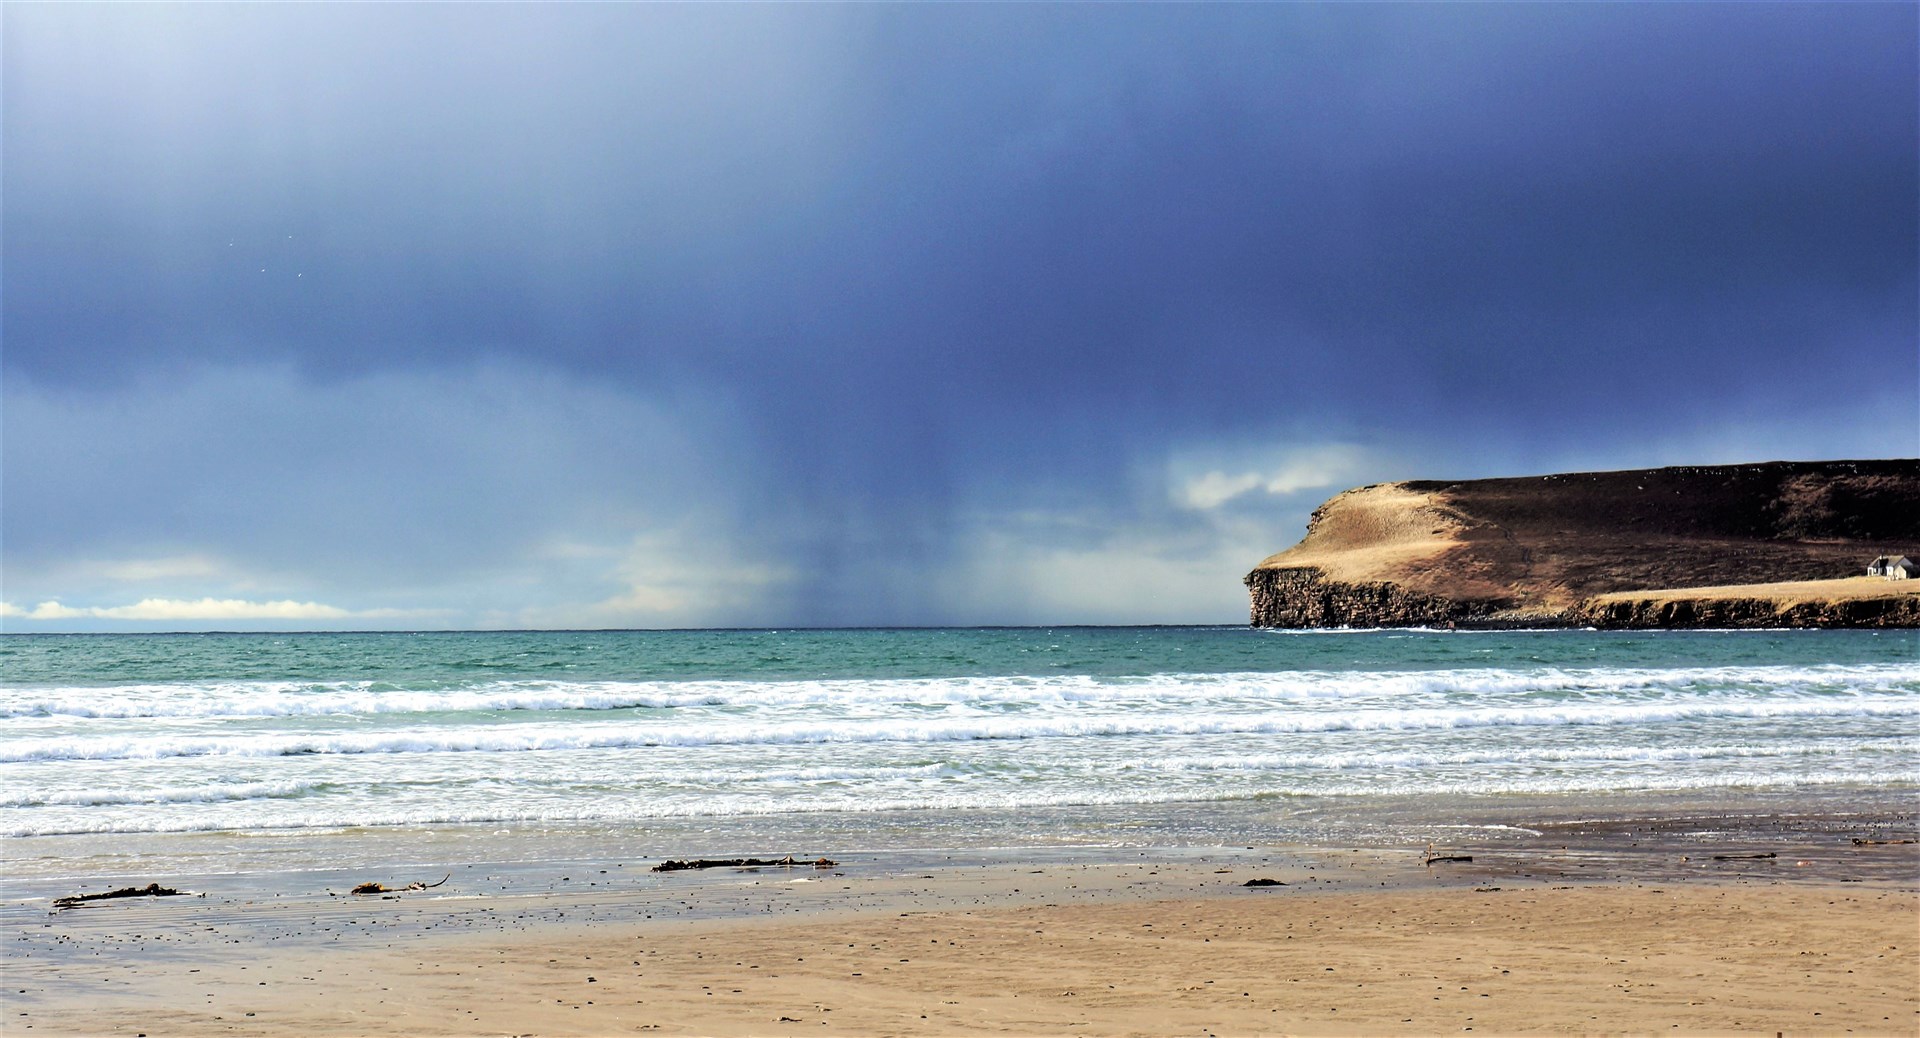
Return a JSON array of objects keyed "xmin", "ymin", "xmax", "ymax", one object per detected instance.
[{"xmin": 4, "ymin": 3, "xmax": 1915, "ymax": 630}]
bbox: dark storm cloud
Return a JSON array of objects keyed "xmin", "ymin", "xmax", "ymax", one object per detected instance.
[
  {"xmin": 14, "ymin": 6, "xmax": 1911, "ymax": 404},
  {"xmin": 5, "ymin": 3, "xmax": 1915, "ymax": 625}
]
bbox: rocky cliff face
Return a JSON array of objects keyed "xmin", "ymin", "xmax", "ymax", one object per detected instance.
[
  {"xmin": 1246, "ymin": 459, "xmax": 1920, "ymax": 629},
  {"xmin": 1244, "ymin": 568, "xmax": 1506, "ymax": 628}
]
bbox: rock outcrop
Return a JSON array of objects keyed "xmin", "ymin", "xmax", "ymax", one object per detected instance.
[
  {"xmin": 1245, "ymin": 568, "xmax": 1507, "ymax": 628},
  {"xmin": 1246, "ymin": 459, "xmax": 1920, "ymax": 628},
  {"xmin": 1568, "ymin": 586, "xmax": 1920, "ymax": 629}
]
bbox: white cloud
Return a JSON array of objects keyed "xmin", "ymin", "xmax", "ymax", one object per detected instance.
[
  {"xmin": 1178, "ymin": 471, "xmax": 1267, "ymax": 510},
  {"xmin": 0, "ymin": 598, "xmax": 424, "ymax": 622},
  {"xmin": 1173, "ymin": 444, "xmax": 1372, "ymax": 511},
  {"xmin": 3, "ymin": 360, "xmax": 759, "ymax": 628},
  {"xmin": 948, "ymin": 521, "xmax": 1258, "ymax": 625},
  {"xmin": 504, "ymin": 530, "xmax": 795, "ymax": 629},
  {"xmin": 1261, "ymin": 445, "xmax": 1370, "ymax": 495},
  {"xmin": 78, "ymin": 555, "xmax": 230, "ymax": 583}
]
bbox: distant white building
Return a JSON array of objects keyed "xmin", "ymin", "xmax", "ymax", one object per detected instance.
[{"xmin": 1867, "ymin": 555, "xmax": 1915, "ymax": 579}]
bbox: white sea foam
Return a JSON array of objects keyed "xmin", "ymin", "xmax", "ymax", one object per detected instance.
[
  {"xmin": 4, "ymin": 694, "xmax": 1915, "ymax": 763},
  {"xmin": 8, "ymin": 768, "xmax": 1914, "ymax": 838},
  {"xmin": 8, "ymin": 631, "xmax": 1914, "ymax": 844},
  {"xmin": 1139, "ymin": 738, "xmax": 1920, "ymax": 773},
  {"xmin": 3, "ymin": 662, "xmax": 1915, "ymax": 719},
  {"xmin": 0, "ymin": 779, "xmax": 326, "ymax": 809}
]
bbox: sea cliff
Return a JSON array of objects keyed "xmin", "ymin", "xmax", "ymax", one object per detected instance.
[
  {"xmin": 1244, "ymin": 569, "xmax": 1500, "ymax": 628},
  {"xmin": 1245, "ymin": 460, "xmax": 1920, "ymax": 628}
]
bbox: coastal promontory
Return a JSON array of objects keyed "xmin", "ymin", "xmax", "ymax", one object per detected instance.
[{"xmin": 1245, "ymin": 460, "xmax": 1920, "ymax": 628}]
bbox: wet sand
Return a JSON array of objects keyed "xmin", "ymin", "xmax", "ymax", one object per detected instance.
[{"xmin": 6, "ymin": 808, "xmax": 1917, "ymax": 1036}]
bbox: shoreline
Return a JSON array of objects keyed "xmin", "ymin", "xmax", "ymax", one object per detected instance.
[
  {"xmin": 7, "ymin": 797, "xmax": 1916, "ymax": 1035},
  {"xmin": 9, "ymin": 783, "xmax": 1917, "ymax": 884}
]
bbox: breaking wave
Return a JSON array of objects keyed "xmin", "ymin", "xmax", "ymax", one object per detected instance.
[
  {"xmin": 3, "ymin": 662, "xmax": 1915, "ymax": 720},
  {"xmin": 5, "ymin": 694, "xmax": 1916, "ymax": 763}
]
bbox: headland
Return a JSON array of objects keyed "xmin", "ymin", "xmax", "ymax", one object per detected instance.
[{"xmin": 1246, "ymin": 459, "xmax": 1920, "ymax": 628}]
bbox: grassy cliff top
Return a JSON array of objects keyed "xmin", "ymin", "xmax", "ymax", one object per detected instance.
[{"xmin": 1582, "ymin": 575, "xmax": 1920, "ymax": 608}]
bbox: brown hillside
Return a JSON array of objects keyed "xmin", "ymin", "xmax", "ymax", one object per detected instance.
[{"xmin": 1249, "ymin": 459, "xmax": 1920, "ymax": 624}]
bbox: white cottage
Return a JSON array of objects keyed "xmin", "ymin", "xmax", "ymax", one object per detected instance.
[{"xmin": 1867, "ymin": 555, "xmax": 1915, "ymax": 579}]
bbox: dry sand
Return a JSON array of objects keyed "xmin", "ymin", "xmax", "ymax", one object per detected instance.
[
  {"xmin": 84, "ymin": 885, "xmax": 1915, "ymax": 1037},
  {"xmin": 8, "ymin": 817, "xmax": 1918, "ymax": 1037}
]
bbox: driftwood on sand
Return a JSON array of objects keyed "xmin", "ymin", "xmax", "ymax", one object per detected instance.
[
  {"xmin": 350, "ymin": 873, "xmax": 450, "ymax": 895},
  {"xmin": 1422, "ymin": 843, "xmax": 1473, "ymax": 866},
  {"xmin": 52, "ymin": 883, "xmax": 184, "ymax": 910},
  {"xmin": 651, "ymin": 856, "xmax": 838, "ymax": 873}
]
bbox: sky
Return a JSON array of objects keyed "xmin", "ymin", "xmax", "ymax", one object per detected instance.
[{"xmin": 3, "ymin": 2, "xmax": 1916, "ymax": 631}]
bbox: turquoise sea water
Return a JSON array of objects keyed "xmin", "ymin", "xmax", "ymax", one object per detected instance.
[{"xmin": 2, "ymin": 627, "xmax": 1915, "ymax": 847}]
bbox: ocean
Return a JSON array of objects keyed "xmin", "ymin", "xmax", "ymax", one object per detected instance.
[{"xmin": 3, "ymin": 627, "xmax": 1916, "ymax": 869}]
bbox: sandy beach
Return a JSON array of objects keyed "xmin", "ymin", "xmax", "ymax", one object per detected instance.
[{"xmin": 8, "ymin": 806, "xmax": 1917, "ymax": 1036}]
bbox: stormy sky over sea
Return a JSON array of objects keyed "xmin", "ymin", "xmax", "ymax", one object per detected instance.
[{"xmin": 4, "ymin": 4, "xmax": 1914, "ymax": 629}]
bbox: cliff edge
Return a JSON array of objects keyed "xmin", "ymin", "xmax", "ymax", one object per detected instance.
[{"xmin": 1245, "ymin": 459, "xmax": 1920, "ymax": 628}]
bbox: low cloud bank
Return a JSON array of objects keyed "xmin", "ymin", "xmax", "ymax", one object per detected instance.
[{"xmin": 1, "ymin": 598, "xmax": 421, "ymax": 622}]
